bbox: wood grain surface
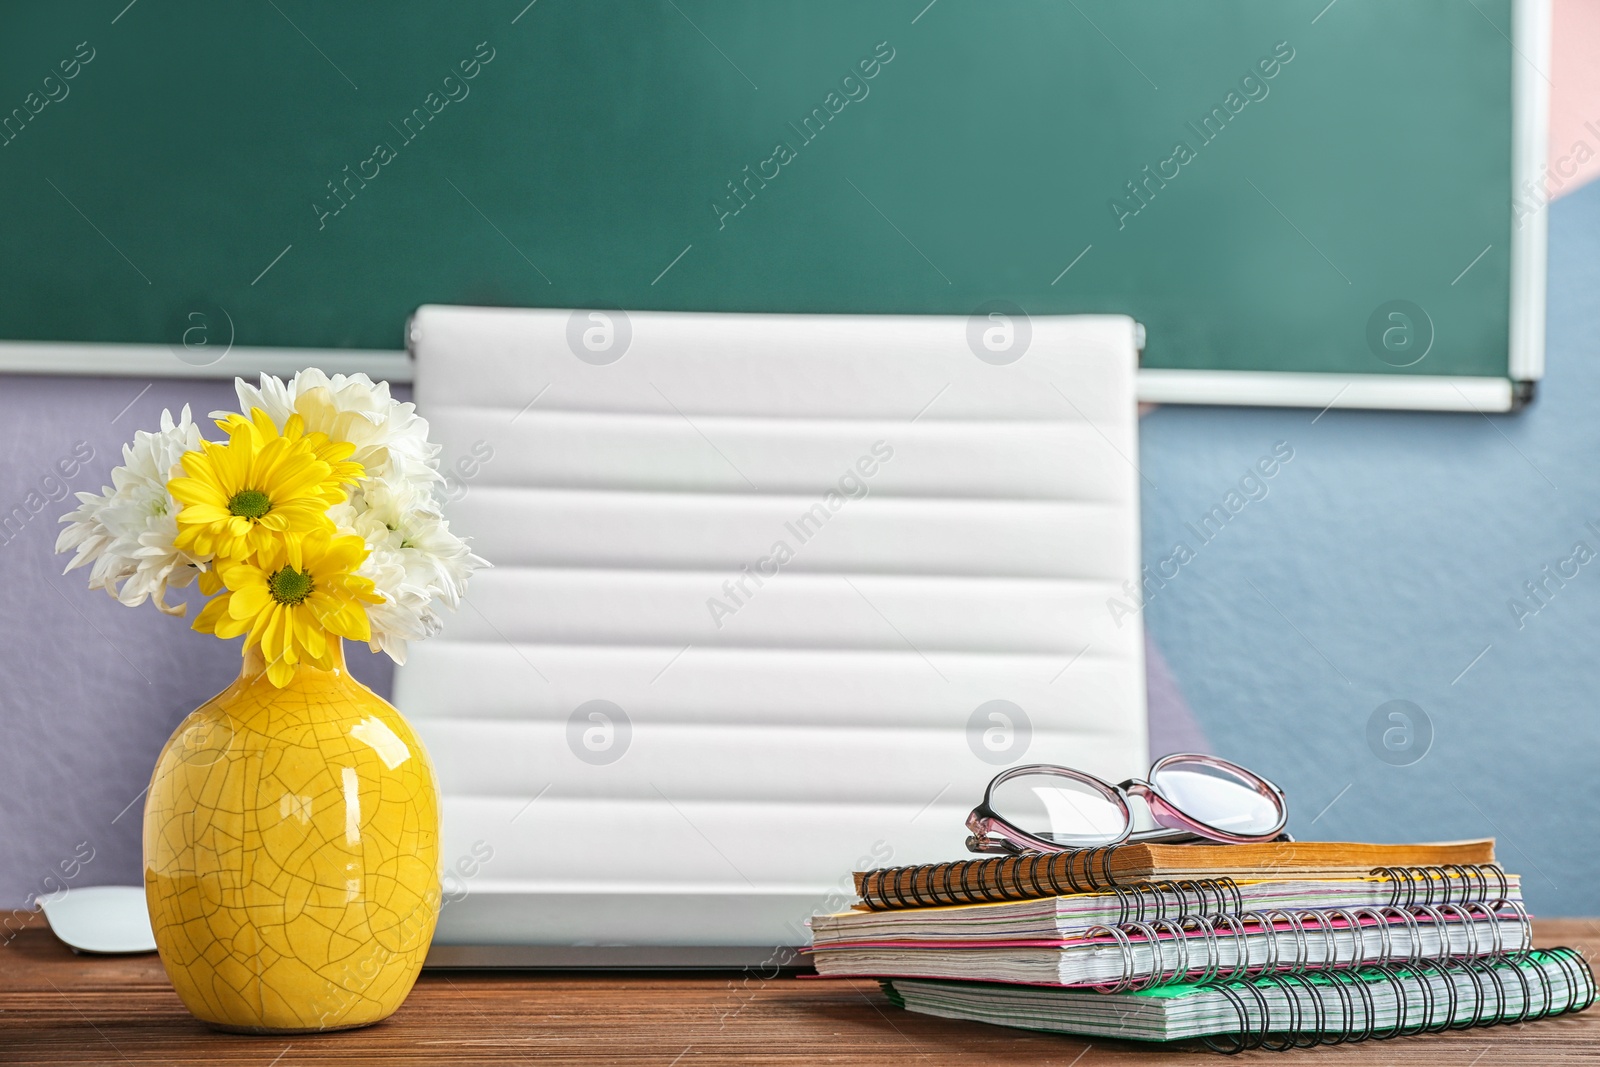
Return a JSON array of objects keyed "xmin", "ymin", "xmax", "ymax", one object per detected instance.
[{"xmin": 3, "ymin": 910, "xmax": 1598, "ymax": 1065}]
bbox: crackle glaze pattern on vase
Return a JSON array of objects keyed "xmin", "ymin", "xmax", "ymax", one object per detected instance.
[{"xmin": 143, "ymin": 641, "xmax": 441, "ymax": 1033}]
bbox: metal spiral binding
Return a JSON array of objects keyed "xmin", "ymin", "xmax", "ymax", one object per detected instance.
[
  {"xmin": 1082, "ymin": 902, "xmax": 1528, "ymax": 994},
  {"xmin": 1368, "ymin": 863, "xmax": 1510, "ymax": 908},
  {"xmin": 862, "ymin": 844, "xmax": 1140, "ymax": 910},
  {"xmin": 863, "ymin": 856, "xmax": 1514, "ymax": 912},
  {"xmin": 1198, "ymin": 946, "xmax": 1596, "ymax": 1053},
  {"xmin": 1107, "ymin": 877, "xmax": 1243, "ymax": 925},
  {"xmin": 1075, "ymin": 845, "xmax": 1123, "ymax": 891},
  {"xmin": 861, "ymin": 857, "xmax": 1244, "ymax": 914}
]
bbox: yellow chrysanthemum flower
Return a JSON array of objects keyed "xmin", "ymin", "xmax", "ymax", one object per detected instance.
[
  {"xmin": 193, "ymin": 530, "xmax": 382, "ymax": 687},
  {"xmin": 213, "ymin": 408, "xmax": 365, "ymax": 489},
  {"xmin": 169, "ymin": 409, "xmax": 361, "ymax": 562}
]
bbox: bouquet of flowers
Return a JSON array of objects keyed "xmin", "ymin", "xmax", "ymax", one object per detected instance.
[{"xmin": 56, "ymin": 370, "xmax": 486, "ymax": 686}]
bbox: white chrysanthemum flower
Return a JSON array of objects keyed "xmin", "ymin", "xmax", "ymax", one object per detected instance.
[
  {"xmin": 316, "ymin": 429, "xmax": 487, "ymax": 664},
  {"xmin": 221, "ymin": 369, "xmax": 442, "ymax": 490},
  {"xmin": 360, "ymin": 544, "xmax": 443, "ymax": 661},
  {"xmin": 56, "ymin": 406, "xmax": 206, "ymax": 616}
]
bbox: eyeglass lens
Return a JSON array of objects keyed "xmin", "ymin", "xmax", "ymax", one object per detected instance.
[
  {"xmin": 1147, "ymin": 756, "xmax": 1282, "ymax": 835},
  {"xmin": 987, "ymin": 772, "xmax": 1126, "ymax": 846}
]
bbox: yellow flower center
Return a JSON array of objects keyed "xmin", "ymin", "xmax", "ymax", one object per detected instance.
[
  {"xmin": 228, "ymin": 489, "xmax": 273, "ymax": 520},
  {"xmin": 268, "ymin": 566, "xmax": 314, "ymax": 606}
]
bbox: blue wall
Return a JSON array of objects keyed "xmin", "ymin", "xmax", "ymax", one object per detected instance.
[{"xmin": 1140, "ymin": 179, "xmax": 1600, "ymax": 916}]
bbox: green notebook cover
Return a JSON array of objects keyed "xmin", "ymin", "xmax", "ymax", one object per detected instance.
[{"xmin": 883, "ymin": 948, "xmax": 1595, "ymax": 1049}]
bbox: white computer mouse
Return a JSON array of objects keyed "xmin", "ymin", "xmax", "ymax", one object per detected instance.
[{"xmin": 39, "ymin": 885, "xmax": 157, "ymax": 955}]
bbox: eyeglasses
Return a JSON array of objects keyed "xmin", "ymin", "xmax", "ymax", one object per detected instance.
[{"xmin": 965, "ymin": 753, "xmax": 1289, "ymax": 854}]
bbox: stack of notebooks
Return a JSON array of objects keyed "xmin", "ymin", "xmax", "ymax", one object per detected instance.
[{"xmin": 809, "ymin": 839, "xmax": 1596, "ymax": 1051}]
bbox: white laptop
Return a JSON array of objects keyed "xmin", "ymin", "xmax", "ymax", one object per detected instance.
[{"xmin": 400, "ymin": 306, "xmax": 1148, "ymax": 966}]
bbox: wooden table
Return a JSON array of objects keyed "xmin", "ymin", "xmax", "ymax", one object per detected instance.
[{"xmin": 3, "ymin": 911, "xmax": 1598, "ymax": 1065}]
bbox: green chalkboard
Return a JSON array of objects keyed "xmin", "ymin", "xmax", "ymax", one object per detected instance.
[{"xmin": 0, "ymin": 0, "xmax": 1516, "ymax": 378}]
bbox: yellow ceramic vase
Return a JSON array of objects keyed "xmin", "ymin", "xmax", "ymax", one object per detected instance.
[{"xmin": 143, "ymin": 640, "xmax": 441, "ymax": 1033}]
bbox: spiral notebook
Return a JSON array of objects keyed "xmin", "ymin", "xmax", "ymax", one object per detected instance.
[
  {"xmin": 814, "ymin": 902, "xmax": 1531, "ymax": 987},
  {"xmin": 881, "ymin": 948, "xmax": 1595, "ymax": 1051},
  {"xmin": 853, "ymin": 839, "xmax": 1497, "ymax": 910},
  {"xmin": 817, "ymin": 868, "xmax": 1522, "ymax": 946}
]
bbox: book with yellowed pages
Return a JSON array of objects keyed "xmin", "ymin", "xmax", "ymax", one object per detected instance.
[{"xmin": 853, "ymin": 839, "xmax": 1496, "ymax": 910}]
